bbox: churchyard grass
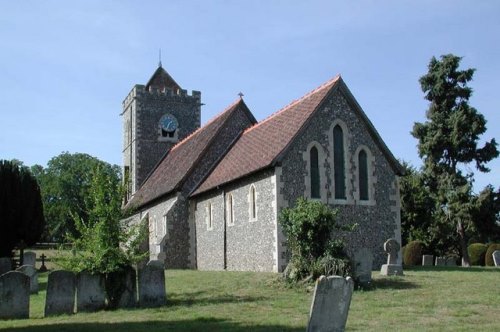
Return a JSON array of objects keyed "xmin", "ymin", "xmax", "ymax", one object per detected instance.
[{"xmin": 1, "ymin": 267, "xmax": 499, "ymax": 331}]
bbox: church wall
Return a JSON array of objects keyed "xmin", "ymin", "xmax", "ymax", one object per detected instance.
[
  {"xmin": 278, "ymin": 89, "xmax": 401, "ymax": 269},
  {"xmin": 194, "ymin": 169, "xmax": 277, "ymax": 272}
]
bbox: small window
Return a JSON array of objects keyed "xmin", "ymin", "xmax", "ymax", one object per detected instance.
[
  {"xmin": 206, "ymin": 203, "xmax": 213, "ymax": 230},
  {"xmin": 310, "ymin": 146, "xmax": 320, "ymax": 199},
  {"xmin": 359, "ymin": 150, "xmax": 369, "ymax": 200},
  {"xmin": 333, "ymin": 125, "xmax": 346, "ymax": 199},
  {"xmin": 162, "ymin": 214, "xmax": 167, "ymax": 237},
  {"xmin": 249, "ymin": 185, "xmax": 256, "ymax": 220},
  {"xmin": 227, "ymin": 194, "xmax": 234, "ymax": 225}
]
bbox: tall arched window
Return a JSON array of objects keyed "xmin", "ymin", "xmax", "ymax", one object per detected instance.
[
  {"xmin": 333, "ymin": 125, "xmax": 346, "ymax": 199},
  {"xmin": 249, "ymin": 185, "xmax": 256, "ymax": 220},
  {"xmin": 310, "ymin": 146, "xmax": 320, "ymax": 199},
  {"xmin": 358, "ymin": 150, "xmax": 369, "ymax": 200}
]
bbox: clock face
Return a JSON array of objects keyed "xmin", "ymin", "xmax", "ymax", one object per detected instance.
[{"xmin": 159, "ymin": 114, "xmax": 178, "ymax": 133}]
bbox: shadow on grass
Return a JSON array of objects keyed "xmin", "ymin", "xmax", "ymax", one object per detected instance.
[
  {"xmin": 4, "ymin": 317, "xmax": 304, "ymax": 332},
  {"xmin": 405, "ymin": 266, "xmax": 500, "ymax": 273},
  {"xmin": 369, "ymin": 277, "xmax": 420, "ymax": 290},
  {"xmin": 167, "ymin": 291, "xmax": 267, "ymax": 307}
]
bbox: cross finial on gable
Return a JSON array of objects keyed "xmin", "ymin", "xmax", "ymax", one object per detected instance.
[
  {"xmin": 238, "ymin": 92, "xmax": 244, "ymax": 99},
  {"xmin": 159, "ymin": 48, "xmax": 162, "ymax": 68}
]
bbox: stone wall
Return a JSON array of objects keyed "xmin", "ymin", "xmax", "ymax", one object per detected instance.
[{"xmin": 278, "ymin": 88, "xmax": 401, "ymax": 268}]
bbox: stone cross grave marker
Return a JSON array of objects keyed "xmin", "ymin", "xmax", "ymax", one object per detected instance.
[
  {"xmin": 23, "ymin": 252, "xmax": 36, "ymax": 267},
  {"xmin": 16, "ymin": 265, "xmax": 38, "ymax": 294},
  {"xmin": 39, "ymin": 254, "xmax": 48, "ymax": 272},
  {"xmin": 0, "ymin": 271, "xmax": 30, "ymax": 319},
  {"xmin": 493, "ymin": 250, "xmax": 500, "ymax": 267},
  {"xmin": 76, "ymin": 272, "xmax": 106, "ymax": 312},
  {"xmin": 45, "ymin": 270, "xmax": 76, "ymax": 317},
  {"xmin": 0, "ymin": 257, "xmax": 11, "ymax": 276},
  {"xmin": 353, "ymin": 248, "xmax": 373, "ymax": 285},
  {"xmin": 307, "ymin": 275, "xmax": 354, "ymax": 332},
  {"xmin": 138, "ymin": 261, "xmax": 166, "ymax": 307},
  {"xmin": 422, "ymin": 255, "xmax": 433, "ymax": 266},
  {"xmin": 380, "ymin": 238, "xmax": 403, "ymax": 276}
]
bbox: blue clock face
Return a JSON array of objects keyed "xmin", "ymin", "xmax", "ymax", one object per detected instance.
[{"xmin": 160, "ymin": 114, "xmax": 178, "ymax": 133}]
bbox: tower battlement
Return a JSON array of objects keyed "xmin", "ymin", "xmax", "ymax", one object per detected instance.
[{"xmin": 123, "ymin": 84, "xmax": 201, "ymax": 109}]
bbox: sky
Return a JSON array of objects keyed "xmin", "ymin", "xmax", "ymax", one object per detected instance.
[{"xmin": 1, "ymin": 0, "xmax": 498, "ymax": 193}]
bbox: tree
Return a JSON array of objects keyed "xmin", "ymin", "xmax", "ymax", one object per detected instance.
[
  {"xmin": 470, "ymin": 185, "xmax": 500, "ymax": 243},
  {"xmin": 0, "ymin": 160, "xmax": 45, "ymax": 256},
  {"xmin": 412, "ymin": 54, "xmax": 499, "ymax": 266},
  {"xmin": 32, "ymin": 152, "xmax": 121, "ymax": 242}
]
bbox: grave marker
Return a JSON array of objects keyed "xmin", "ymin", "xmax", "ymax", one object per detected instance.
[
  {"xmin": 0, "ymin": 271, "xmax": 30, "ymax": 319},
  {"xmin": 45, "ymin": 270, "xmax": 76, "ymax": 316},
  {"xmin": 380, "ymin": 238, "xmax": 403, "ymax": 276}
]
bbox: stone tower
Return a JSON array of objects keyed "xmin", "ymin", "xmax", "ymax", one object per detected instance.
[{"xmin": 122, "ymin": 65, "xmax": 201, "ymax": 202}]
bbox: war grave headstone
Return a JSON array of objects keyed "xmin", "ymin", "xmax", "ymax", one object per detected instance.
[
  {"xmin": 0, "ymin": 257, "xmax": 11, "ymax": 276},
  {"xmin": 353, "ymin": 248, "xmax": 373, "ymax": 285},
  {"xmin": 422, "ymin": 255, "xmax": 433, "ymax": 266},
  {"xmin": 307, "ymin": 275, "xmax": 354, "ymax": 332},
  {"xmin": 380, "ymin": 238, "xmax": 403, "ymax": 276},
  {"xmin": 76, "ymin": 272, "xmax": 106, "ymax": 312},
  {"xmin": 23, "ymin": 252, "xmax": 36, "ymax": 267},
  {"xmin": 45, "ymin": 270, "xmax": 76, "ymax": 316},
  {"xmin": 138, "ymin": 260, "xmax": 166, "ymax": 307},
  {"xmin": 493, "ymin": 250, "xmax": 500, "ymax": 267},
  {"xmin": 16, "ymin": 265, "xmax": 38, "ymax": 294},
  {"xmin": 0, "ymin": 271, "xmax": 30, "ymax": 319}
]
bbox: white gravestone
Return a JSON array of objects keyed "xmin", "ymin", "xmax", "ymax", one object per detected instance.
[
  {"xmin": 380, "ymin": 238, "xmax": 403, "ymax": 276},
  {"xmin": 16, "ymin": 265, "xmax": 38, "ymax": 294},
  {"xmin": 138, "ymin": 261, "xmax": 166, "ymax": 307},
  {"xmin": 353, "ymin": 248, "xmax": 373, "ymax": 285},
  {"xmin": 307, "ymin": 275, "xmax": 354, "ymax": 332},
  {"xmin": 23, "ymin": 252, "xmax": 36, "ymax": 267},
  {"xmin": 422, "ymin": 255, "xmax": 433, "ymax": 266},
  {"xmin": 493, "ymin": 250, "xmax": 500, "ymax": 267},
  {"xmin": 435, "ymin": 257, "xmax": 446, "ymax": 266}
]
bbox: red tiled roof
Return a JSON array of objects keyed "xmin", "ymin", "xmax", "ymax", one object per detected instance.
[
  {"xmin": 127, "ymin": 99, "xmax": 250, "ymax": 209},
  {"xmin": 192, "ymin": 76, "xmax": 341, "ymax": 196}
]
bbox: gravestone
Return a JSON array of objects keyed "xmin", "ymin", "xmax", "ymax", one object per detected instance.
[
  {"xmin": 422, "ymin": 255, "xmax": 433, "ymax": 266},
  {"xmin": 0, "ymin": 271, "xmax": 30, "ymax": 319},
  {"xmin": 138, "ymin": 262, "xmax": 166, "ymax": 307},
  {"xmin": 76, "ymin": 272, "xmax": 106, "ymax": 312},
  {"xmin": 45, "ymin": 270, "xmax": 76, "ymax": 316},
  {"xmin": 307, "ymin": 275, "xmax": 354, "ymax": 332},
  {"xmin": 16, "ymin": 265, "xmax": 38, "ymax": 294},
  {"xmin": 106, "ymin": 267, "xmax": 137, "ymax": 309},
  {"xmin": 23, "ymin": 252, "xmax": 36, "ymax": 267},
  {"xmin": 380, "ymin": 238, "xmax": 403, "ymax": 276},
  {"xmin": 0, "ymin": 257, "xmax": 11, "ymax": 276},
  {"xmin": 446, "ymin": 257, "xmax": 457, "ymax": 266},
  {"xmin": 353, "ymin": 248, "xmax": 373, "ymax": 285},
  {"xmin": 493, "ymin": 250, "xmax": 500, "ymax": 267},
  {"xmin": 147, "ymin": 260, "xmax": 165, "ymax": 269},
  {"xmin": 435, "ymin": 257, "xmax": 446, "ymax": 266}
]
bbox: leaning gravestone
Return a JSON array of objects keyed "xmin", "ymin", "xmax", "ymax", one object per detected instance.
[
  {"xmin": 435, "ymin": 257, "xmax": 446, "ymax": 266},
  {"xmin": 106, "ymin": 267, "xmax": 137, "ymax": 309},
  {"xmin": 45, "ymin": 270, "xmax": 76, "ymax": 316},
  {"xmin": 380, "ymin": 238, "xmax": 403, "ymax": 276},
  {"xmin": 23, "ymin": 252, "xmax": 36, "ymax": 267},
  {"xmin": 16, "ymin": 265, "xmax": 38, "ymax": 294},
  {"xmin": 0, "ymin": 257, "xmax": 11, "ymax": 276},
  {"xmin": 493, "ymin": 250, "xmax": 500, "ymax": 267},
  {"xmin": 138, "ymin": 261, "xmax": 166, "ymax": 307},
  {"xmin": 76, "ymin": 272, "xmax": 106, "ymax": 312},
  {"xmin": 422, "ymin": 255, "xmax": 433, "ymax": 266},
  {"xmin": 307, "ymin": 275, "xmax": 354, "ymax": 332},
  {"xmin": 353, "ymin": 248, "xmax": 373, "ymax": 285},
  {"xmin": 0, "ymin": 271, "xmax": 30, "ymax": 319}
]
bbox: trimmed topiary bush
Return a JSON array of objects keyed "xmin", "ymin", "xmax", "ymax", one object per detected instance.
[
  {"xmin": 467, "ymin": 243, "xmax": 488, "ymax": 266},
  {"xmin": 403, "ymin": 241, "xmax": 425, "ymax": 266},
  {"xmin": 485, "ymin": 243, "xmax": 500, "ymax": 266}
]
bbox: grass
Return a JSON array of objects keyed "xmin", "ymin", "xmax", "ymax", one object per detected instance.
[{"xmin": 1, "ymin": 267, "xmax": 499, "ymax": 331}]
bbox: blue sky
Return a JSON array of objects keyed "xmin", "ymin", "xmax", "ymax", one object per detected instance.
[{"xmin": 1, "ymin": 0, "xmax": 498, "ymax": 192}]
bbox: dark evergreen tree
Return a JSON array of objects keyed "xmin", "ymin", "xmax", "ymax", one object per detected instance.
[{"xmin": 412, "ymin": 54, "xmax": 498, "ymax": 266}]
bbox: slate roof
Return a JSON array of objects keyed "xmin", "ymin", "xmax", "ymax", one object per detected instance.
[
  {"xmin": 126, "ymin": 98, "xmax": 252, "ymax": 209},
  {"xmin": 145, "ymin": 66, "xmax": 181, "ymax": 92},
  {"xmin": 192, "ymin": 75, "xmax": 403, "ymax": 197}
]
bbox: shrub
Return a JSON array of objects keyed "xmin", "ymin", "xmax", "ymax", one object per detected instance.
[
  {"xmin": 403, "ymin": 241, "xmax": 425, "ymax": 266},
  {"xmin": 485, "ymin": 243, "xmax": 500, "ymax": 266},
  {"xmin": 467, "ymin": 243, "xmax": 488, "ymax": 266}
]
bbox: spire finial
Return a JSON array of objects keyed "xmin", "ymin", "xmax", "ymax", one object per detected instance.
[
  {"xmin": 159, "ymin": 49, "xmax": 162, "ymax": 68},
  {"xmin": 238, "ymin": 92, "xmax": 244, "ymax": 99}
]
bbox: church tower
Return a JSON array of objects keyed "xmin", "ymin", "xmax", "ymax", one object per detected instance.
[{"xmin": 122, "ymin": 65, "xmax": 201, "ymax": 202}]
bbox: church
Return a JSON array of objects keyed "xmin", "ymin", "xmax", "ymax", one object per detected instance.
[{"xmin": 122, "ymin": 65, "xmax": 403, "ymax": 272}]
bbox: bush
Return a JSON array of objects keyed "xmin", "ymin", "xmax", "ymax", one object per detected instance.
[
  {"xmin": 485, "ymin": 243, "xmax": 500, "ymax": 266},
  {"xmin": 467, "ymin": 243, "xmax": 488, "ymax": 266},
  {"xmin": 403, "ymin": 241, "xmax": 425, "ymax": 266}
]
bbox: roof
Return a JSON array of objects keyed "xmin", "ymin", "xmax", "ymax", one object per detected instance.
[
  {"xmin": 192, "ymin": 76, "xmax": 341, "ymax": 196},
  {"xmin": 126, "ymin": 98, "xmax": 253, "ymax": 209},
  {"xmin": 145, "ymin": 66, "xmax": 181, "ymax": 92},
  {"xmin": 192, "ymin": 76, "xmax": 404, "ymax": 197}
]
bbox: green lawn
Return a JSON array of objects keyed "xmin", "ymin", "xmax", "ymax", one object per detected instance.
[{"xmin": 1, "ymin": 267, "xmax": 499, "ymax": 331}]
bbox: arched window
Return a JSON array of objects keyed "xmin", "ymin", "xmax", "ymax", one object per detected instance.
[
  {"xmin": 333, "ymin": 125, "xmax": 346, "ymax": 199},
  {"xmin": 249, "ymin": 185, "xmax": 256, "ymax": 220},
  {"xmin": 310, "ymin": 146, "xmax": 320, "ymax": 199},
  {"xmin": 206, "ymin": 202, "xmax": 213, "ymax": 230},
  {"xmin": 227, "ymin": 194, "xmax": 234, "ymax": 225},
  {"xmin": 358, "ymin": 150, "xmax": 369, "ymax": 200}
]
